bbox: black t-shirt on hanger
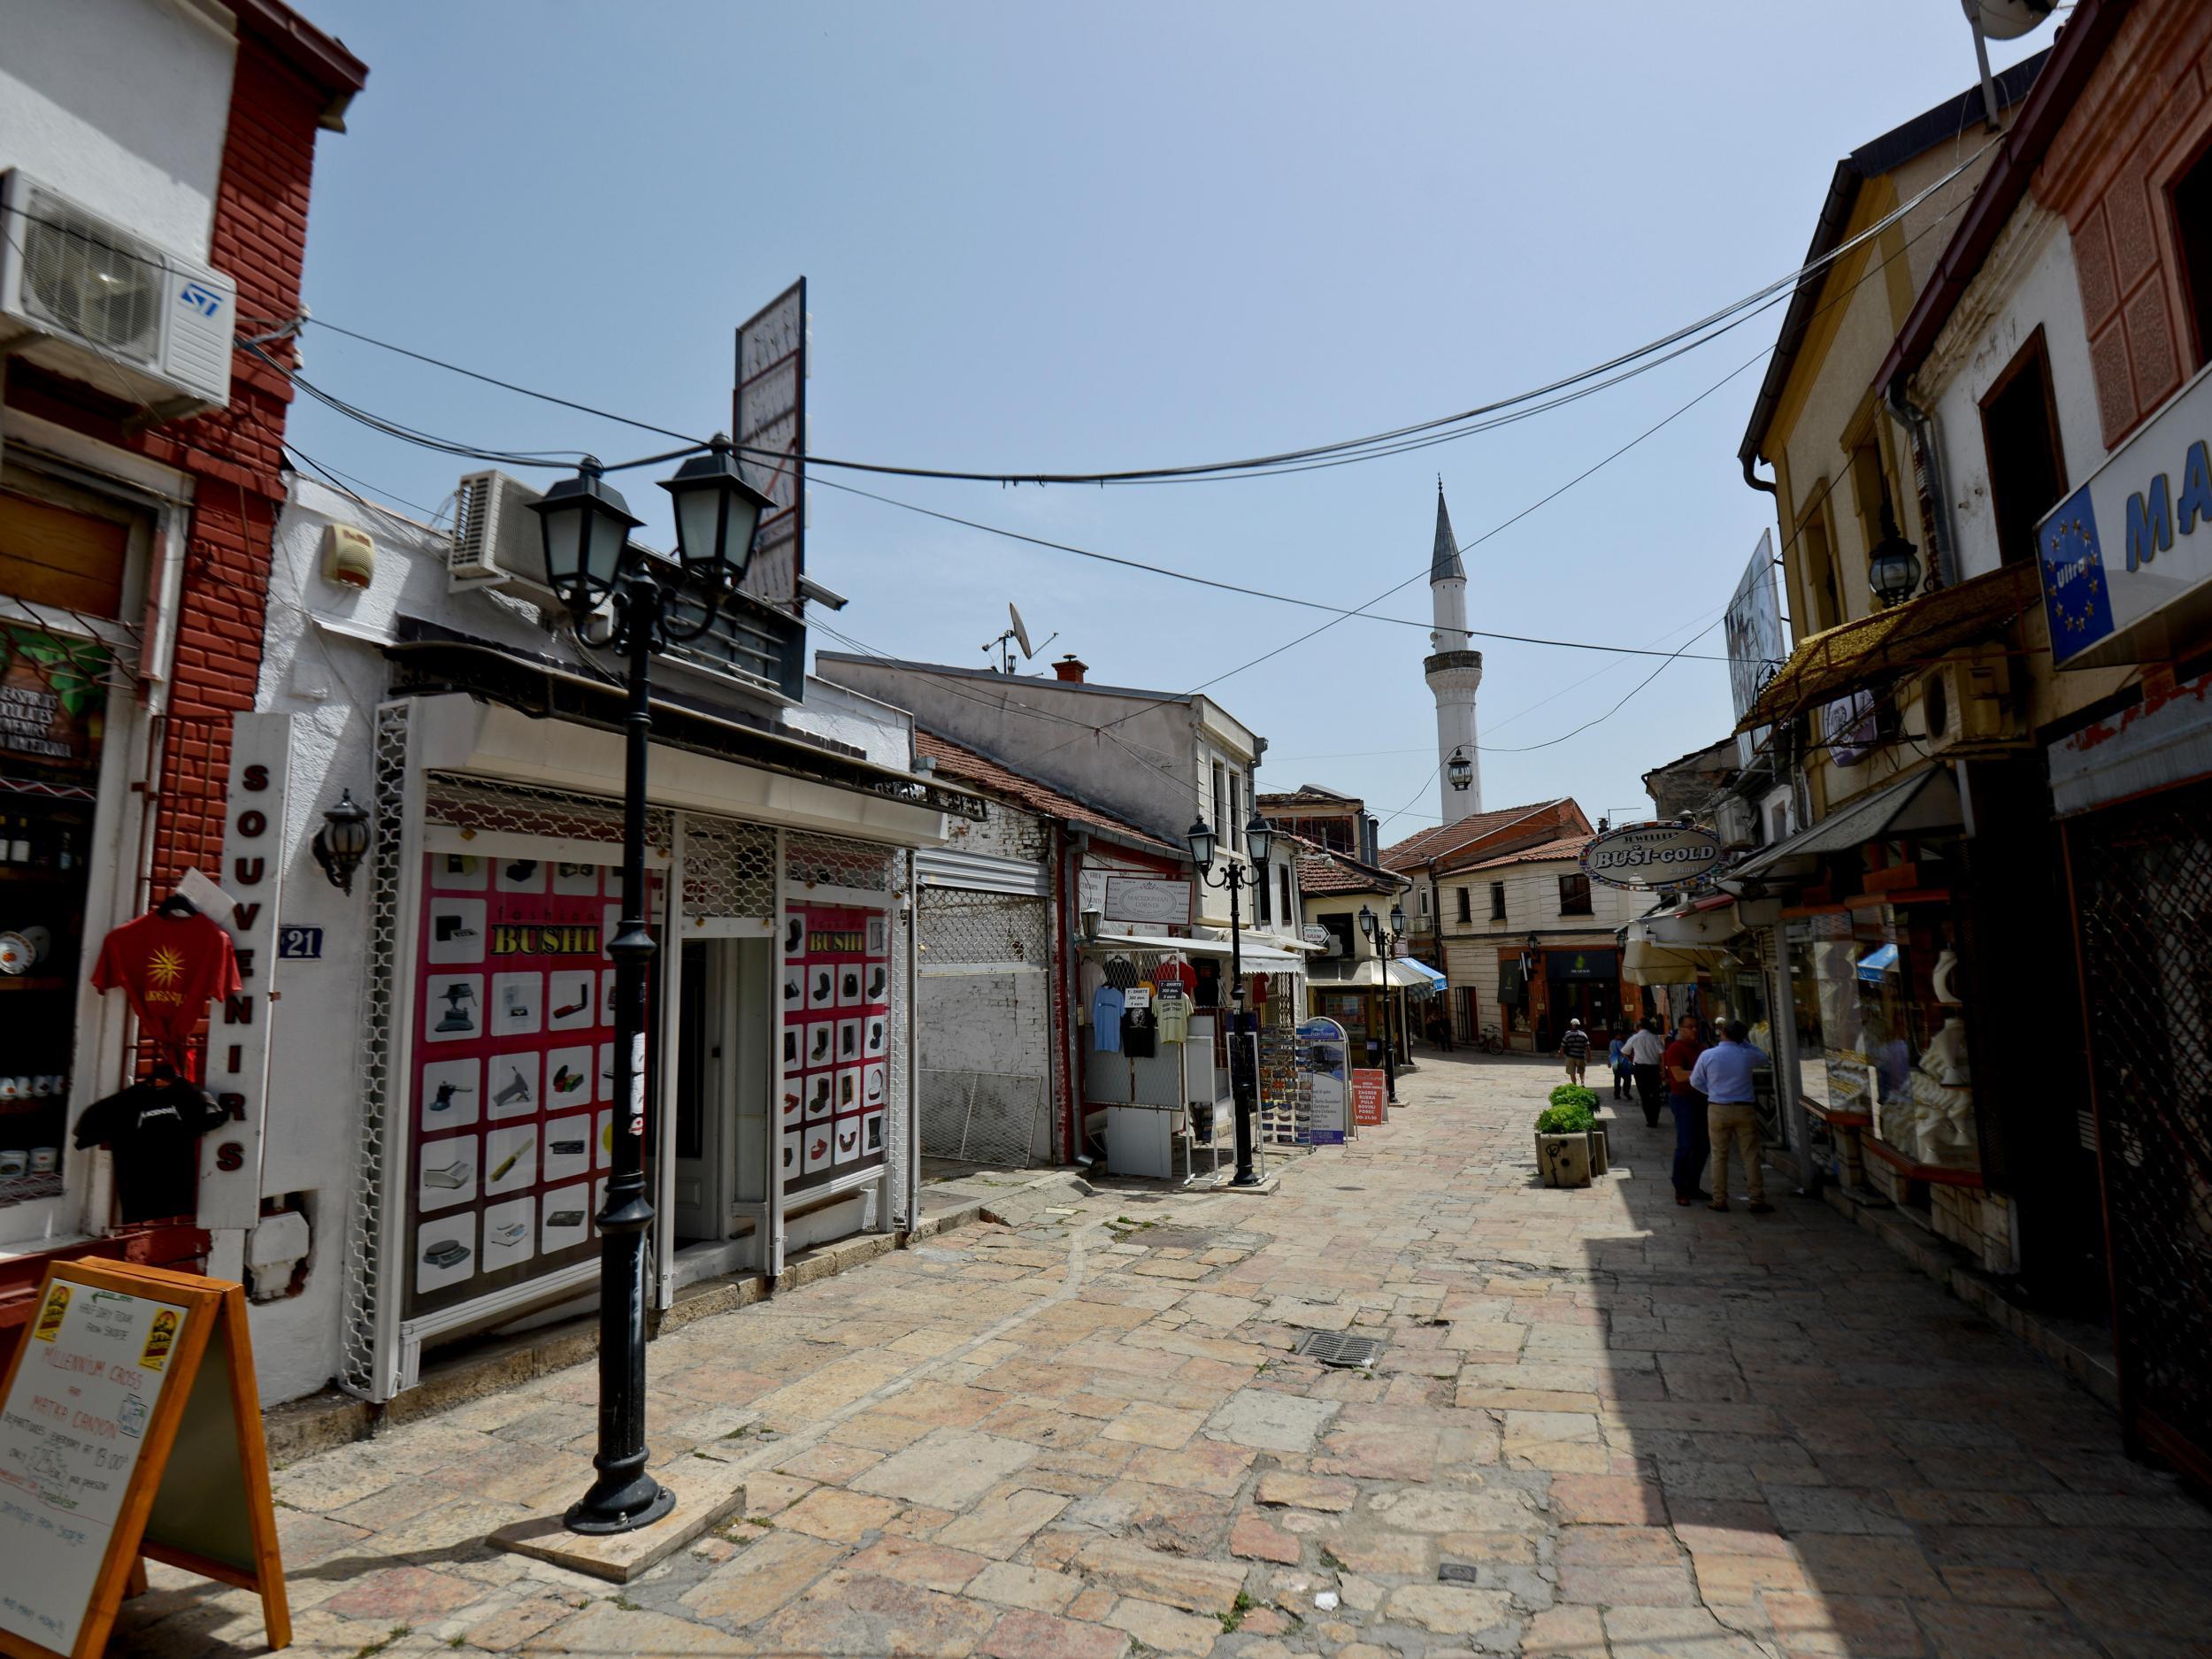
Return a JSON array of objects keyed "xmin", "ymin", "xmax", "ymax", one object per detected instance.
[
  {"xmin": 73, "ymin": 1076, "xmax": 229, "ymax": 1223},
  {"xmin": 1122, "ymin": 1007, "xmax": 1158, "ymax": 1058}
]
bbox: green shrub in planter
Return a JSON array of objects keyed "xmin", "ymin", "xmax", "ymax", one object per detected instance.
[
  {"xmin": 1535, "ymin": 1101, "xmax": 1597, "ymax": 1134},
  {"xmin": 1548, "ymin": 1084, "xmax": 1599, "ymax": 1112}
]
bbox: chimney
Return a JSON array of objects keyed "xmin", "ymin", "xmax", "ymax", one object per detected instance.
[{"xmin": 1053, "ymin": 654, "xmax": 1087, "ymax": 683}]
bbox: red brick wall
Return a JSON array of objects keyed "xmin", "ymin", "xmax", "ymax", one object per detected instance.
[{"xmin": 2039, "ymin": 0, "xmax": 2212, "ymax": 447}]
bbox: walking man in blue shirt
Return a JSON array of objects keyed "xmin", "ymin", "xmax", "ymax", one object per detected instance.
[{"xmin": 1690, "ymin": 1019, "xmax": 1771, "ymax": 1214}]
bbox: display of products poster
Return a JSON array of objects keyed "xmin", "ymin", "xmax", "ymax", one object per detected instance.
[
  {"xmin": 781, "ymin": 902, "xmax": 888, "ymax": 1194},
  {"xmin": 1296, "ymin": 1018, "xmax": 1348, "ymax": 1146},
  {"xmin": 406, "ymin": 852, "xmax": 649, "ymax": 1317}
]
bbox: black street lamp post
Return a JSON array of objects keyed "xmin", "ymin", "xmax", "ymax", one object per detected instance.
[
  {"xmin": 1187, "ymin": 810, "xmax": 1273, "ymax": 1186},
  {"xmin": 1359, "ymin": 900, "xmax": 1409, "ymax": 1103},
  {"xmin": 533, "ymin": 439, "xmax": 773, "ymax": 1536}
]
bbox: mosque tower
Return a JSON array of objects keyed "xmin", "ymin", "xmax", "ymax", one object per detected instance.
[{"xmin": 1424, "ymin": 480, "xmax": 1483, "ymax": 822}]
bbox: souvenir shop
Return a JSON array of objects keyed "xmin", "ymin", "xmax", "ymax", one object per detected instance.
[
  {"xmin": 1077, "ymin": 930, "xmax": 1305, "ymax": 1179},
  {"xmin": 333, "ymin": 687, "xmax": 968, "ymax": 1402}
]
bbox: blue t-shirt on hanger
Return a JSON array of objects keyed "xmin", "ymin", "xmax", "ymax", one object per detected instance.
[{"xmin": 1092, "ymin": 983, "xmax": 1125, "ymax": 1050}]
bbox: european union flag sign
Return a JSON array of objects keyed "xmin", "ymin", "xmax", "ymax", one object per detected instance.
[{"xmin": 2039, "ymin": 484, "xmax": 2117, "ymax": 661}]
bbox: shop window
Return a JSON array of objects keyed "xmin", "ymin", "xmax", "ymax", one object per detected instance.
[
  {"xmin": 1488, "ymin": 882, "xmax": 1505, "ymax": 920},
  {"xmin": 1320, "ymin": 913, "xmax": 1356, "ymax": 960},
  {"xmin": 1557, "ymin": 873, "xmax": 1592, "ymax": 916},
  {"xmin": 1228, "ymin": 773, "xmax": 1242, "ymax": 853},
  {"xmin": 2174, "ymin": 137, "xmax": 2212, "ymax": 371},
  {"xmin": 1800, "ymin": 510, "xmax": 1842, "ymax": 633},
  {"xmin": 1456, "ymin": 887, "xmax": 1472, "ymax": 923},
  {"xmin": 1979, "ymin": 327, "xmax": 2067, "ymax": 570},
  {"xmin": 1211, "ymin": 764, "xmax": 1226, "ymax": 844},
  {"xmin": 1279, "ymin": 864, "xmax": 1293, "ymax": 923},
  {"xmin": 1256, "ymin": 859, "xmax": 1271, "ymax": 923}
]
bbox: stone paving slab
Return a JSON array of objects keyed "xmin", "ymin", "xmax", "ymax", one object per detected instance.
[{"xmin": 110, "ymin": 1051, "xmax": 2211, "ymax": 1657}]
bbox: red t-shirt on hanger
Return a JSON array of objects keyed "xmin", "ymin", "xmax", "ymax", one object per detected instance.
[{"xmin": 91, "ymin": 910, "xmax": 243, "ymax": 1057}]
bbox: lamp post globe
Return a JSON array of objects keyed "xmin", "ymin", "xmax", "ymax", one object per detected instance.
[
  {"xmin": 1447, "ymin": 748, "xmax": 1473, "ymax": 792},
  {"xmin": 532, "ymin": 457, "xmax": 643, "ymax": 618},
  {"xmin": 1390, "ymin": 902, "xmax": 1407, "ymax": 936},
  {"xmin": 663, "ymin": 434, "xmax": 774, "ymax": 585},
  {"xmin": 1869, "ymin": 529, "xmax": 1923, "ymax": 609},
  {"xmin": 1186, "ymin": 818, "xmax": 1217, "ymax": 872},
  {"xmin": 1244, "ymin": 811, "xmax": 1273, "ymax": 866},
  {"xmin": 1358, "ymin": 904, "xmax": 1377, "ymax": 941}
]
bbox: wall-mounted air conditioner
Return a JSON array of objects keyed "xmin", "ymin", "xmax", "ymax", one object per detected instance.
[
  {"xmin": 1919, "ymin": 650, "xmax": 2024, "ymax": 757},
  {"xmin": 0, "ymin": 170, "xmax": 234, "ymax": 416},
  {"xmin": 1714, "ymin": 796, "xmax": 1757, "ymax": 851},
  {"xmin": 450, "ymin": 469, "xmax": 563, "ymax": 606}
]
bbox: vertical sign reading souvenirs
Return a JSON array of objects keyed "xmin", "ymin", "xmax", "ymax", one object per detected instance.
[
  {"xmin": 780, "ymin": 902, "xmax": 889, "ymax": 1193},
  {"xmin": 406, "ymin": 852, "xmax": 649, "ymax": 1316}
]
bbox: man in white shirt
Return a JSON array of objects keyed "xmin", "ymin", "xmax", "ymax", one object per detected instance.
[
  {"xmin": 1622, "ymin": 1019, "xmax": 1668, "ymax": 1127},
  {"xmin": 1689, "ymin": 1019, "xmax": 1771, "ymax": 1213}
]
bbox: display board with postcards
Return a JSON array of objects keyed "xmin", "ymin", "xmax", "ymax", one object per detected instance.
[
  {"xmin": 405, "ymin": 852, "xmax": 651, "ymax": 1316},
  {"xmin": 780, "ymin": 902, "xmax": 889, "ymax": 1194}
]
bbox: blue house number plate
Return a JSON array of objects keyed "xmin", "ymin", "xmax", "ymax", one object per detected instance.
[{"xmin": 278, "ymin": 925, "xmax": 324, "ymax": 960}]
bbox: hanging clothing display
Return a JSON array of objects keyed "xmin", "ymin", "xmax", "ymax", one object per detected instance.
[
  {"xmin": 1156, "ymin": 983, "xmax": 1191, "ymax": 1043},
  {"xmin": 1077, "ymin": 957, "xmax": 1107, "ymax": 1025},
  {"xmin": 1092, "ymin": 982, "xmax": 1125, "ymax": 1051},
  {"xmin": 1121, "ymin": 1005, "xmax": 1158, "ymax": 1058},
  {"xmin": 72, "ymin": 1074, "xmax": 229, "ymax": 1222},
  {"xmin": 1103, "ymin": 956, "xmax": 1139, "ymax": 991},
  {"xmin": 89, "ymin": 904, "xmax": 242, "ymax": 1076},
  {"xmin": 1152, "ymin": 956, "xmax": 1195, "ymax": 995}
]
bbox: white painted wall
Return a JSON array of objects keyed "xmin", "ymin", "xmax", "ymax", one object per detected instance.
[
  {"xmin": 1923, "ymin": 211, "xmax": 2106, "ymax": 584},
  {"xmin": 0, "ymin": 0, "xmax": 235, "ymax": 261}
]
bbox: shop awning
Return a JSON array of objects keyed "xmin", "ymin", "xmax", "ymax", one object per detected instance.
[
  {"xmin": 1305, "ymin": 958, "xmax": 1436, "ymax": 992},
  {"xmin": 1726, "ymin": 764, "xmax": 1961, "ymax": 885},
  {"xmin": 1083, "ymin": 932, "xmax": 1306, "ymax": 974},
  {"xmin": 1621, "ymin": 937, "xmax": 1738, "ymax": 986},
  {"xmin": 1734, "ymin": 565, "xmax": 2039, "ymax": 734},
  {"xmin": 1404, "ymin": 959, "xmax": 1448, "ymax": 991}
]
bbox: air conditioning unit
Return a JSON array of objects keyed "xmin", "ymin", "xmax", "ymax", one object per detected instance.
[
  {"xmin": 0, "ymin": 171, "xmax": 234, "ymax": 416},
  {"xmin": 1714, "ymin": 796, "xmax": 1757, "ymax": 850},
  {"xmin": 1919, "ymin": 650, "xmax": 2024, "ymax": 757},
  {"xmin": 449, "ymin": 469, "xmax": 562, "ymax": 605}
]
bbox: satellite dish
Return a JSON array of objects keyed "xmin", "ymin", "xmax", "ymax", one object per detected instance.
[
  {"xmin": 1962, "ymin": 0, "xmax": 2055, "ymax": 41},
  {"xmin": 1009, "ymin": 603, "xmax": 1034, "ymax": 661}
]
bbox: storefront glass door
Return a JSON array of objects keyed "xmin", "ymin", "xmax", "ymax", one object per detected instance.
[{"xmin": 671, "ymin": 938, "xmax": 772, "ymax": 1262}]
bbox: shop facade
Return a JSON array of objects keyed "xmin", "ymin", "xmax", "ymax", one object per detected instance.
[{"xmin": 0, "ymin": 0, "xmax": 367, "ymax": 1359}]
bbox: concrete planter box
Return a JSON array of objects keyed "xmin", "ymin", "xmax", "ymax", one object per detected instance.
[
  {"xmin": 1587, "ymin": 1126, "xmax": 1610, "ymax": 1176},
  {"xmin": 1535, "ymin": 1132, "xmax": 1593, "ymax": 1187}
]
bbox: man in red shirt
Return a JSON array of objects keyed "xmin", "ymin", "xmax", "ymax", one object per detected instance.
[{"xmin": 1663, "ymin": 1012, "xmax": 1710, "ymax": 1207}]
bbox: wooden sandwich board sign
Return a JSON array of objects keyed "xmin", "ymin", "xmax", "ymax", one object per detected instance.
[{"xmin": 0, "ymin": 1261, "xmax": 288, "ymax": 1658}]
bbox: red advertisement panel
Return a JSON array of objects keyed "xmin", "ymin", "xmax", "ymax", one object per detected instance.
[{"xmin": 780, "ymin": 902, "xmax": 888, "ymax": 1194}]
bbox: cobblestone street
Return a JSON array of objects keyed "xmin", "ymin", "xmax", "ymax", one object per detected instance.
[{"xmin": 118, "ymin": 1052, "xmax": 2209, "ymax": 1658}]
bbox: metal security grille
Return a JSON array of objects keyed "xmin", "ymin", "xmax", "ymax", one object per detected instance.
[
  {"xmin": 679, "ymin": 815, "xmax": 777, "ymax": 922},
  {"xmin": 424, "ymin": 772, "xmax": 672, "ymax": 850},
  {"xmin": 787, "ymin": 830, "xmax": 894, "ymax": 893},
  {"xmin": 2068, "ymin": 777, "xmax": 2212, "ymax": 1486},
  {"xmin": 917, "ymin": 886, "xmax": 1051, "ymax": 1165},
  {"xmin": 341, "ymin": 701, "xmax": 411, "ymax": 1400},
  {"xmin": 919, "ymin": 1069, "xmax": 1048, "ymax": 1166}
]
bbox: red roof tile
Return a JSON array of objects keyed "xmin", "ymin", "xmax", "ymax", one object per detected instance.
[
  {"xmin": 914, "ymin": 730, "xmax": 1182, "ymax": 857},
  {"xmin": 1379, "ymin": 799, "xmax": 1577, "ymax": 871},
  {"xmin": 1294, "ymin": 837, "xmax": 1407, "ymax": 896},
  {"xmin": 1452, "ymin": 833, "xmax": 1596, "ymax": 872}
]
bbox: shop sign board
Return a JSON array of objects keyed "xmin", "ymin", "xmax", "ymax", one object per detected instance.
[
  {"xmin": 1579, "ymin": 821, "xmax": 1724, "ymax": 891},
  {"xmin": 1301, "ymin": 924, "xmax": 1329, "ymax": 949},
  {"xmin": 1295, "ymin": 1018, "xmax": 1348, "ymax": 1146},
  {"xmin": 1823, "ymin": 690, "xmax": 1878, "ymax": 767},
  {"xmin": 779, "ymin": 902, "xmax": 889, "ymax": 1193},
  {"xmin": 0, "ymin": 1261, "xmax": 288, "ymax": 1659},
  {"xmin": 1726, "ymin": 529, "xmax": 1785, "ymax": 765},
  {"xmin": 407, "ymin": 853, "xmax": 644, "ymax": 1319},
  {"xmin": 198, "ymin": 711, "xmax": 290, "ymax": 1233},
  {"xmin": 2039, "ymin": 362, "xmax": 2212, "ymax": 669},
  {"xmin": 1350, "ymin": 1068, "xmax": 1386, "ymax": 1127},
  {"xmin": 1102, "ymin": 875, "xmax": 1191, "ymax": 927},
  {"xmin": 734, "ymin": 278, "xmax": 806, "ymax": 610}
]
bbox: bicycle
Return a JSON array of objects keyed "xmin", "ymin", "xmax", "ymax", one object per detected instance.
[{"xmin": 1477, "ymin": 1025, "xmax": 1505, "ymax": 1056}]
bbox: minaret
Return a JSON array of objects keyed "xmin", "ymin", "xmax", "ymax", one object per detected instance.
[{"xmin": 1424, "ymin": 480, "xmax": 1483, "ymax": 822}]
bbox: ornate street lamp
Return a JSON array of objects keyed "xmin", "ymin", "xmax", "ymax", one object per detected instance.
[
  {"xmin": 1187, "ymin": 812, "xmax": 1271, "ymax": 1186},
  {"xmin": 311, "ymin": 789, "xmax": 372, "ymax": 895},
  {"xmin": 534, "ymin": 438, "xmax": 772, "ymax": 1537},
  {"xmin": 1446, "ymin": 749, "xmax": 1473, "ymax": 792},
  {"xmin": 1868, "ymin": 509, "xmax": 1923, "ymax": 609},
  {"xmin": 1358, "ymin": 902, "xmax": 1405, "ymax": 1102}
]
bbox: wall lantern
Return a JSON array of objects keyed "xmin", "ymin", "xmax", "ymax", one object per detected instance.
[
  {"xmin": 311, "ymin": 788, "xmax": 373, "ymax": 895},
  {"xmin": 1447, "ymin": 748, "xmax": 1473, "ymax": 792},
  {"xmin": 1868, "ymin": 517, "xmax": 1923, "ymax": 609},
  {"xmin": 1081, "ymin": 907, "xmax": 1103, "ymax": 943}
]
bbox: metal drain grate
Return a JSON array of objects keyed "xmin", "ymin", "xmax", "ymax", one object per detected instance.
[{"xmin": 1296, "ymin": 1330, "xmax": 1382, "ymax": 1369}]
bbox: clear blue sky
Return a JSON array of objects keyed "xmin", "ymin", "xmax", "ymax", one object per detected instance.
[{"xmin": 289, "ymin": 1, "xmax": 2047, "ymax": 839}]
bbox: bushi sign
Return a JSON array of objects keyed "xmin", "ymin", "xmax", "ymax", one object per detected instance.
[{"xmin": 1579, "ymin": 821, "xmax": 1724, "ymax": 892}]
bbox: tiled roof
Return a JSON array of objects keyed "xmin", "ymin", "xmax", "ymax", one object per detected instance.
[
  {"xmin": 1294, "ymin": 837, "xmax": 1406, "ymax": 897},
  {"xmin": 1453, "ymin": 833, "xmax": 1595, "ymax": 872},
  {"xmin": 1379, "ymin": 799, "xmax": 1568, "ymax": 871},
  {"xmin": 914, "ymin": 730, "xmax": 1183, "ymax": 856}
]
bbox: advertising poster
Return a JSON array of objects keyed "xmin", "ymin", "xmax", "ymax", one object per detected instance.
[
  {"xmin": 406, "ymin": 852, "xmax": 642, "ymax": 1317},
  {"xmin": 1351, "ymin": 1068, "xmax": 1387, "ymax": 1127},
  {"xmin": 1297, "ymin": 1018, "xmax": 1348, "ymax": 1146},
  {"xmin": 781, "ymin": 902, "xmax": 889, "ymax": 1194}
]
